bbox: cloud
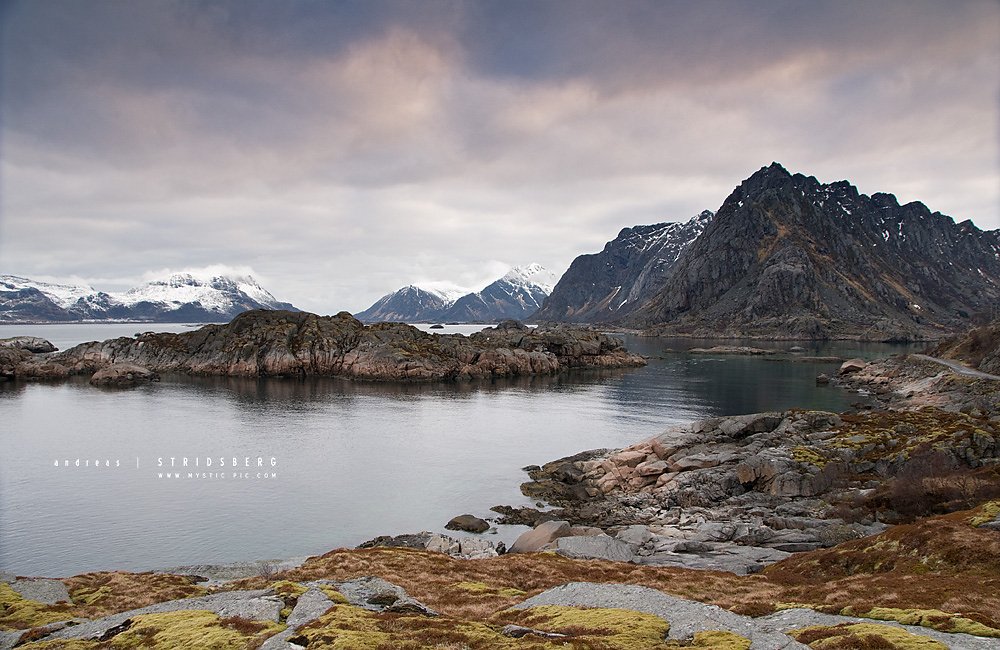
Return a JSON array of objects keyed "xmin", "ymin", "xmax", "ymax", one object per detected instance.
[{"xmin": 1, "ymin": 0, "xmax": 997, "ymax": 313}]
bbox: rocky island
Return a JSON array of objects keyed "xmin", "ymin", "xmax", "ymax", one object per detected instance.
[{"xmin": 0, "ymin": 310, "xmax": 645, "ymax": 383}]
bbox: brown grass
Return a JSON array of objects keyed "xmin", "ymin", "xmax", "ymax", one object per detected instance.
[{"xmin": 64, "ymin": 571, "xmax": 206, "ymax": 618}]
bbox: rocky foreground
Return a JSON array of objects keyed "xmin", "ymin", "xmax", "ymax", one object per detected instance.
[
  {"xmin": 2, "ymin": 498, "xmax": 999, "ymax": 649},
  {"xmin": 0, "ymin": 310, "xmax": 645, "ymax": 383}
]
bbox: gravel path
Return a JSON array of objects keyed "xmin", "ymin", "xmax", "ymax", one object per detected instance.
[{"xmin": 913, "ymin": 354, "xmax": 1000, "ymax": 381}]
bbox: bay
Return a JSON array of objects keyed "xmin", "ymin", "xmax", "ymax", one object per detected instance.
[{"xmin": 0, "ymin": 323, "xmax": 914, "ymax": 576}]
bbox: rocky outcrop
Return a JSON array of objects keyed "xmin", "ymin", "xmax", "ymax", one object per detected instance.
[
  {"xmin": 498, "ymin": 407, "xmax": 1000, "ymax": 573},
  {"xmin": 357, "ymin": 531, "xmax": 502, "ymax": 559},
  {"xmin": 0, "ymin": 336, "xmax": 57, "ymax": 353},
  {"xmin": 89, "ymin": 363, "xmax": 159, "ymax": 387},
  {"xmin": 9, "ymin": 310, "xmax": 644, "ymax": 382},
  {"xmin": 633, "ymin": 163, "xmax": 1000, "ymax": 339},
  {"xmin": 836, "ymin": 353, "xmax": 1000, "ymax": 415}
]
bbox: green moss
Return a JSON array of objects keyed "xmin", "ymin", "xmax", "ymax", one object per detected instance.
[
  {"xmin": 502, "ymin": 604, "xmax": 671, "ymax": 648},
  {"xmin": 289, "ymin": 604, "xmax": 392, "ymax": 649},
  {"xmin": 105, "ymin": 609, "xmax": 283, "ymax": 649},
  {"xmin": 851, "ymin": 606, "xmax": 1000, "ymax": 638},
  {"xmin": 316, "ymin": 585, "xmax": 349, "ymax": 604},
  {"xmin": 268, "ymin": 580, "xmax": 308, "ymax": 599},
  {"xmin": 691, "ymin": 630, "xmax": 751, "ymax": 649},
  {"xmin": 970, "ymin": 500, "xmax": 1000, "ymax": 527},
  {"xmin": 17, "ymin": 641, "xmax": 101, "ymax": 650},
  {"xmin": 792, "ymin": 622, "xmax": 947, "ymax": 649},
  {"xmin": 0, "ymin": 582, "xmax": 74, "ymax": 631},
  {"xmin": 792, "ymin": 447, "xmax": 830, "ymax": 467}
]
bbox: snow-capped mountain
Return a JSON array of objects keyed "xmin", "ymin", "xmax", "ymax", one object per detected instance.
[
  {"xmin": 0, "ymin": 273, "xmax": 297, "ymax": 323},
  {"xmin": 353, "ymin": 285, "xmax": 456, "ymax": 323},
  {"xmin": 355, "ymin": 264, "xmax": 559, "ymax": 323},
  {"xmin": 533, "ymin": 211, "xmax": 713, "ymax": 322}
]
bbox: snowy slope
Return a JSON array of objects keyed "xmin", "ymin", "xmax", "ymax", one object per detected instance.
[
  {"xmin": 355, "ymin": 264, "xmax": 559, "ymax": 323},
  {"xmin": 0, "ymin": 273, "xmax": 296, "ymax": 322}
]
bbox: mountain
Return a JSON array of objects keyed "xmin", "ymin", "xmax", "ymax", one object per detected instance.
[
  {"xmin": 439, "ymin": 263, "xmax": 556, "ymax": 322},
  {"xmin": 631, "ymin": 163, "xmax": 1000, "ymax": 339},
  {"xmin": 355, "ymin": 264, "xmax": 558, "ymax": 323},
  {"xmin": 533, "ymin": 211, "xmax": 713, "ymax": 323},
  {"xmin": 353, "ymin": 285, "xmax": 458, "ymax": 323},
  {"xmin": 0, "ymin": 273, "xmax": 297, "ymax": 323}
]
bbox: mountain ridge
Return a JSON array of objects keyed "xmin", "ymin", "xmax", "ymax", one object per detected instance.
[
  {"xmin": 532, "ymin": 211, "xmax": 713, "ymax": 323},
  {"xmin": 0, "ymin": 273, "xmax": 297, "ymax": 323},
  {"xmin": 631, "ymin": 163, "xmax": 1000, "ymax": 339},
  {"xmin": 356, "ymin": 263, "xmax": 557, "ymax": 323}
]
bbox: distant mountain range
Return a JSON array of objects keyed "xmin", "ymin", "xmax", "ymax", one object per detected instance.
[
  {"xmin": 0, "ymin": 273, "xmax": 297, "ymax": 323},
  {"xmin": 536, "ymin": 163, "xmax": 1000, "ymax": 340},
  {"xmin": 356, "ymin": 264, "xmax": 557, "ymax": 323}
]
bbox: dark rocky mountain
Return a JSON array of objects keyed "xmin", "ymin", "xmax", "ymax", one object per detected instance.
[
  {"xmin": 533, "ymin": 211, "xmax": 713, "ymax": 323},
  {"xmin": 0, "ymin": 273, "xmax": 297, "ymax": 323},
  {"xmin": 631, "ymin": 163, "xmax": 1000, "ymax": 339},
  {"xmin": 356, "ymin": 264, "xmax": 557, "ymax": 323}
]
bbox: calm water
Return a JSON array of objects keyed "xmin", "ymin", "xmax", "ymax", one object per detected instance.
[{"xmin": 0, "ymin": 323, "xmax": 915, "ymax": 576}]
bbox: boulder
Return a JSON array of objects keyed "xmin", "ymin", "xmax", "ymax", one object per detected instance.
[
  {"xmin": 616, "ymin": 525, "xmax": 653, "ymax": 548},
  {"xmin": 815, "ymin": 373, "xmax": 830, "ymax": 385},
  {"xmin": 839, "ymin": 358, "xmax": 867, "ymax": 375},
  {"xmin": 510, "ymin": 520, "xmax": 572, "ymax": 553},
  {"xmin": 444, "ymin": 514, "xmax": 490, "ymax": 534},
  {"xmin": 0, "ymin": 336, "xmax": 57, "ymax": 353},
  {"xmin": 89, "ymin": 363, "xmax": 159, "ymax": 387}
]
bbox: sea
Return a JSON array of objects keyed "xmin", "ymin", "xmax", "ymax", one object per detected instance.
[{"xmin": 0, "ymin": 322, "xmax": 916, "ymax": 576}]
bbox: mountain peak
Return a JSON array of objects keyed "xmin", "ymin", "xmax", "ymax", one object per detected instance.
[{"xmin": 502, "ymin": 263, "xmax": 557, "ymax": 293}]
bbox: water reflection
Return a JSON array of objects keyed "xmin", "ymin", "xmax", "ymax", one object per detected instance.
[{"xmin": 0, "ymin": 336, "xmax": 916, "ymax": 577}]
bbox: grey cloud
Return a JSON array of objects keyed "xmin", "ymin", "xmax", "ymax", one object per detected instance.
[{"xmin": 1, "ymin": 0, "xmax": 997, "ymax": 313}]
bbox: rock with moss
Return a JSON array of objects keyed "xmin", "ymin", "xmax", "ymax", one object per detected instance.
[
  {"xmin": 510, "ymin": 582, "xmax": 804, "ymax": 648},
  {"xmin": 500, "ymin": 406, "xmax": 999, "ymax": 572}
]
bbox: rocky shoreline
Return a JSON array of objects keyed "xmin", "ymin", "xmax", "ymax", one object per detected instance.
[{"xmin": 0, "ymin": 310, "xmax": 645, "ymax": 383}]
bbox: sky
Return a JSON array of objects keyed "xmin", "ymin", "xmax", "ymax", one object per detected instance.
[{"xmin": 1, "ymin": 0, "xmax": 998, "ymax": 314}]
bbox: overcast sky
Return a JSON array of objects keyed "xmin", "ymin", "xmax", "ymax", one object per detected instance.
[{"xmin": 2, "ymin": 0, "xmax": 998, "ymax": 314}]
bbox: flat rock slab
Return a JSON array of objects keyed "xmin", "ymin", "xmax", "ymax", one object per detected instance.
[
  {"xmin": 638, "ymin": 543, "xmax": 791, "ymax": 575},
  {"xmin": 510, "ymin": 582, "xmax": 806, "ymax": 650},
  {"xmin": 554, "ymin": 535, "xmax": 635, "ymax": 562},
  {"xmin": 260, "ymin": 587, "xmax": 336, "ymax": 650},
  {"xmin": 49, "ymin": 589, "xmax": 281, "ymax": 641},
  {"xmin": 8, "ymin": 577, "xmax": 71, "ymax": 604},
  {"xmin": 760, "ymin": 608, "xmax": 1000, "ymax": 650},
  {"xmin": 161, "ymin": 557, "xmax": 308, "ymax": 585}
]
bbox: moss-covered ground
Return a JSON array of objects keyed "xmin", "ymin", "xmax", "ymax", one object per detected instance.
[{"xmin": 4, "ymin": 492, "xmax": 998, "ymax": 648}]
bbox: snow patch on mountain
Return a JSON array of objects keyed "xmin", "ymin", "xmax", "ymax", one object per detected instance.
[
  {"xmin": 501, "ymin": 263, "xmax": 558, "ymax": 293},
  {"xmin": 0, "ymin": 275, "xmax": 100, "ymax": 310},
  {"xmin": 0, "ymin": 271, "xmax": 296, "ymax": 322}
]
